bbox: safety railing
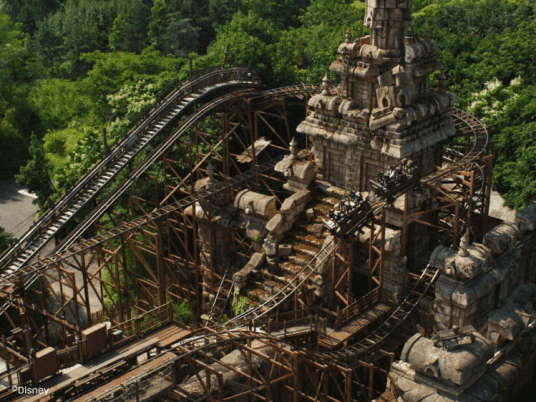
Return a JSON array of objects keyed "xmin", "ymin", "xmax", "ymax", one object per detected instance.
[
  {"xmin": 0, "ymin": 65, "xmax": 260, "ymax": 272},
  {"xmin": 57, "ymin": 345, "xmax": 80, "ymax": 369},
  {"xmin": 108, "ymin": 303, "xmax": 174, "ymax": 347},
  {"xmin": 90, "ymin": 361, "xmax": 175, "ymax": 402},
  {"xmin": 337, "ymin": 288, "xmax": 380, "ymax": 326}
]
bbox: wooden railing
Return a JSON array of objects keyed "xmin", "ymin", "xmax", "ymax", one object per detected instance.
[
  {"xmin": 337, "ymin": 288, "xmax": 380, "ymax": 326},
  {"xmin": 108, "ymin": 303, "xmax": 174, "ymax": 346},
  {"xmin": 57, "ymin": 345, "xmax": 80, "ymax": 369},
  {"xmin": 0, "ymin": 366, "xmax": 22, "ymax": 388}
]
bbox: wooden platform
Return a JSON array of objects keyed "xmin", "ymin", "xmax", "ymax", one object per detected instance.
[
  {"xmin": 20, "ymin": 323, "xmax": 190, "ymax": 402},
  {"xmin": 72, "ymin": 352, "xmax": 178, "ymax": 401},
  {"xmin": 319, "ymin": 303, "xmax": 391, "ymax": 349}
]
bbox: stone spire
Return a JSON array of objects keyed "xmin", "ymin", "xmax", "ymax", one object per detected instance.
[
  {"xmin": 439, "ymin": 72, "xmax": 447, "ymax": 93},
  {"xmin": 364, "ymin": 0, "xmax": 412, "ymax": 57},
  {"xmin": 289, "ymin": 137, "xmax": 298, "ymax": 160},
  {"xmin": 321, "ymin": 73, "xmax": 331, "ymax": 96},
  {"xmin": 207, "ymin": 161, "xmax": 215, "ymax": 184},
  {"xmin": 345, "ymin": 28, "xmax": 351, "ymax": 44},
  {"xmin": 458, "ymin": 233, "xmax": 470, "ymax": 256}
]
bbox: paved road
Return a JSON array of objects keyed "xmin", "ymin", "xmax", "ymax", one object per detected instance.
[{"xmin": 0, "ymin": 177, "xmax": 39, "ymax": 239}]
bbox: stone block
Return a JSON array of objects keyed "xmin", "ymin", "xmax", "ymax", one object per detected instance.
[
  {"xmin": 372, "ymin": 7, "xmax": 387, "ymax": 21},
  {"xmin": 306, "ymin": 208, "xmax": 315, "ymax": 221},
  {"xmin": 433, "ymin": 299, "xmax": 452, "ymax": 316},
  {"xmin": 313, "ymin": 223, "xmax": 324, "ymax": 237},
  {"xmin": 278, "ymin": 244, "xmax": 292, "ymax": 256},
  {"xmin": 483, "ymin": 223, "xmax": 520, "ymax": 255},
  {"xmin": 377, "ymin": 71, "xmax": 395, "ymax": 88},
  {"xmin": 434, "ymin": 278, "xmax": 456, "ymax": 302},
  {"xmin": 233, "ymin": 252, "xmax": 266, "ymax": 292},
  {"xmin": 263, "ymin": 280, "xmax": 277, "ymax": 293},
  {"xmin": 388, "ymin": 8, "xmax": 404, "ymax": 21},
  {"xmin": 516, "ymin": 202, "xmax": 536, "ymax": 232},
  {"xmin": 266, "ymin": 214, "xmax": 284, "ymax": 235},
  {"xmin": 291, "ymin": 256, "xmax": 308, "ymax": 267}
]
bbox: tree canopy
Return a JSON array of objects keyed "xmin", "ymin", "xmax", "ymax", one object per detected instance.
[{"xmin": 0, "ymin": 0, "xmax": 535, "ymax": 210}]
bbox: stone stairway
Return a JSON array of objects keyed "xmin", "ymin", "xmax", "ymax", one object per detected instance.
[{"xmin": 242, "ymin": 188, "xmax": 345, "ymax": 312}]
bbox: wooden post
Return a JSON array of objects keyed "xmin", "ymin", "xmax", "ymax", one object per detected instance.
[
  {"xmin": 378, "ymin": 210, "xmax": 386, "ymax": 300},
  {"xmin": 156, "ymin": 218, "xmax": 166, "ymax": 306},
  {"xmin": 217, "ymin": 371, "xmax": 224, "ymax": 401},
  {"xmin": 222, "ymin": 44, "xmax": 229, "ymax": 68},
  {"xmin": 293, "ymin": 352, "xmax": 300, "ymax": 402},
  {"xmin": 467, "ymin": 170, "xmax": 475, "ymax": 239},
  {"xmin": 345, "ymin": 369, "xmax": 352, "ymax": 402},
  {"xmin": 39, "ymin": 275, "xmax": 51, "ymax": 344},
  {"xmin": 346, "ymin": 243, "xmax": 353, "ymax": 306},
  {"xmin": 2, "ymin": 336, "xmax": 11, "ymax": 387},
  {"xmin": 369, "ymin": 363, "xmax": 375, "ymax": 401},
  {"xmin": 103, "ymin": 128, "xmax": 108, "ymax": 155},
  {"xmin": 402, "ymin": 191, "xmax": 409, "ymax": 256}
]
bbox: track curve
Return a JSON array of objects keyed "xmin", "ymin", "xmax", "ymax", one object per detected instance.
[
  {"xmin": 0, "ymin": 78, "xmax": 489, "ymax": 370},
  {"xmin": 0, "ymin": 67, "xmax": 261, "ymax": 276}
]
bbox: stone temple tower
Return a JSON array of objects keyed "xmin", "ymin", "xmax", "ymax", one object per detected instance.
[{"xmin": 297, "ymin": 0, "xmax": 458, "ymax": 190}]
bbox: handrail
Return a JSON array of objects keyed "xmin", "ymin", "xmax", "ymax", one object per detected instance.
[
  {"xmin": 0, "ymin": 66, "xmax": 260, "ymax": 271},
  {"xmin": 108, "ymin": 302, "xmax": 173, "ymax": 346},
  {"xmin": 337, "ymin": 287, "xmax": 380, "ymax": 325}
]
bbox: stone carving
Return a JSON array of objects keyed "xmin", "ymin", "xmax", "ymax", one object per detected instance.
[{"xmin": 297, "ymin": 0, "xmax": 457, "ymax": 191}]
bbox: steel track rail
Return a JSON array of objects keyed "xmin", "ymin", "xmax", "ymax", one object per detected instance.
[
  {"xmin": 0, "ymin": 84, "xmax": 320, "ymax": 291},
  {"xmin": 321, "ymin": 264, "xmax": 441, "ymax": 365},
  {"xmin": 0, "ymin": 67, "xmax": 261, "ymax": 275},
  {"xmin": 225, "ymin": 107, "xmax": 489, "ymax": 348},
  {"xmin": 130, "ymin": 107, "xmax": 491, "ymax": 373},
  {"xmin": 0, "ymin": 157, "xmax": 284, "ymax": 286},
  {"xmin": 55, "ymin": 84, "xmax": 318, "ymax": 255},
  {"xmin": 2, "ymin": 91, "xmax": 488, "ymax": 363}
]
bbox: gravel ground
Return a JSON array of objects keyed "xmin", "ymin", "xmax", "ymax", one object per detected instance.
[{"xmin": 0, "ymin": 177, "xmax": 39, "ymax": 239}]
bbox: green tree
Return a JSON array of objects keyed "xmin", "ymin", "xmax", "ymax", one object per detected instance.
[
  {"xmin": 208, "ymin": 0, "xmax": 244, "ymax": 28},
  {"xmin": 1, "ymin": 0, "xmax": 61, "ymax": 34},
  {"xmin": 116, "ymin": 0, "xmax": 151, "ymax": 53},
  {"xmin": 31, "ymin": 0, "xmax": 152, "ymax": 78},
  {"xmin": 0, "ymin": 13, "xmax": 39, "ymax": 180},
  {"xmin": 207, "ymin": 11, "xmax": 282, "ymax": 82},
  {"xmin": 16, "ymin": 133, "xmax": 56, "ymax": 208},
  {"xmin": 109, "ymin": 15, "xmax": 127, "ymax": 51},
  {"xmin": 0, "ymin": 226, "xmax": 13, "ymax": 254},
  {"xmin": 242, "ymin": 0, "xmax": 309, "ymax": 29},
  {"xmin": 148, "ymin": 0, "xmax": 168, "ymax": 51},
  {"xmin": 165, "ymin": 0, "xmax": 214, "ymax": 51}
]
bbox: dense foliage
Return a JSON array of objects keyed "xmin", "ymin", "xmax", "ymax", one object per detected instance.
[{"xmin": 1, "ymin": 0, "xmax": 535, "ymax": 213}]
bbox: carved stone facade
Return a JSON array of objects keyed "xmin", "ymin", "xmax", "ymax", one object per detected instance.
[
  {"xmin": 297, "ymin": 0, "xmax": 456, "ymax": 191},
  {"xmin": 385, "ymin": 203, "xmax": 536, "ymax": 402}
]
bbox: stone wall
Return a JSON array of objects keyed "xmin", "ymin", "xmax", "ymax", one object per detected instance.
[
  {"xmin": 299, "ymin": 110, "xmax": 447, "ymax": 192},
  {"xmin": 385, "ymin": 202, "xmax": 536, "ymax": 402}
]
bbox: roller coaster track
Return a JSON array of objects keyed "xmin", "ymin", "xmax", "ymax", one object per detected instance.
[
  {"xmin": 0, "ymin": 84, "xmax": 320, "ymax": 289},
  {"xmin": 226, "ymin": 107, "xmax": 490, "ymax": 348},
  {"xmin": 321, "ymin": 264, "xmax": 440, "ymax": 366},
  {"xmin": 0, "ymin": 67, "xmax": 261, "ymax": 277},
  {"xmin": 0, "ymin": 79, "xmax": 489, "ymax": 369},
  {"xmin": 422, "ymin": 108, "xmax": 489, "ymax": 185}
]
